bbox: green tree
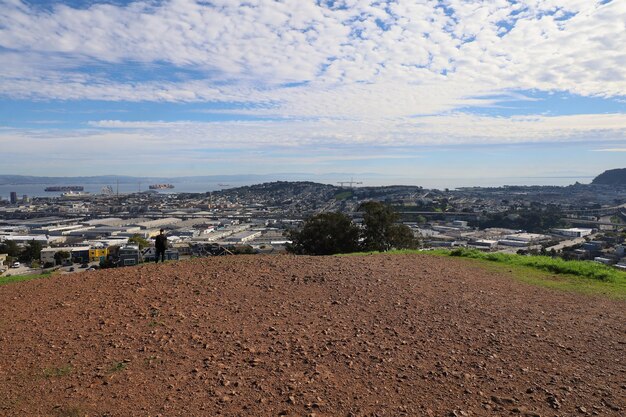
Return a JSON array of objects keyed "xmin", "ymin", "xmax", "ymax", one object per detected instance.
[
  {"xmin": 0, "ymin": 240, "xmax": 20, "ymax": 257},
  {"xmin": 387, "ymin": 223, "xmax": 419, "ymax": 250},
  {"xmin": 286, "ymin": 212, "xmax": 360, "ymax": 255},
  {"xmin": 54, "ymin": 250, "xmax": 71, "ymax": 266},
  {"xmin": 360, "ymin": 201, "xmax": 418, "ymax": 251},
  {"xmin": 19, "ymin": 239, "xmax": 43, "ymax": 263},
  {"xmin": 129, "ymin": 234, "xmax": 150, "ymax": 250}
]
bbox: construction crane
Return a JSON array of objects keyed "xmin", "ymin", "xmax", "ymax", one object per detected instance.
[
  {"xmin": 101, "ymin": 185, "xmax": 114, "ymax": 195},
  {"xmin": 337, "ymin": 178, "xmax": 362, "ymax": 188}
]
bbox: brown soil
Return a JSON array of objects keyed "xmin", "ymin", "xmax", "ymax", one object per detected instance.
[{"xmin": 0, "ymin": 254, "xmax": 624, "ymax": 417}]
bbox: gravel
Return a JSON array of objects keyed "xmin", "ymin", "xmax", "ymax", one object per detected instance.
[{"xmin": 0, "ymin": 254, "xmax": 624, "ymax": 416}]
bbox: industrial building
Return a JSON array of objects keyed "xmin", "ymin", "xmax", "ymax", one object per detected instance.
[
  {"xmin": 40, "ymin": 246, "xmax": 91, "ymax": 265},
  {"xmin": 118, "ymin": 246, "xmax": 141, "ymax": 266},
  {"xmin": 553, "ymin": 228, "xmax": 593, "ymax": 238}
]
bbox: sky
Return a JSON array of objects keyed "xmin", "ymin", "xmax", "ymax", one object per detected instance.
[{"xmin": 1, "ymin": 0, "xmax": 625, "ymax": 185}]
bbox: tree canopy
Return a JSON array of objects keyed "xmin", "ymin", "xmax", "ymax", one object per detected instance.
[
  {"xmin": 0, "ymin": 240, "xmax": 20, "ymax": 257},
  {"xmin": 19, "ymin": 239, "xmax": 43, "ymax": 263},
  {"xmin": 360, "ymin": 201, "xmax": 418, "ymax": 251},
  {"xmin": 129, "ymin": 234, "xmax": 151, "ymax": 250},
  {"xmin": 287, "ymin": 202, "xmax": 418, "ymax": 255},
  {"xmin": 286, "ymin": 212, "xmax": 360, "ymax": 255},
  {"xmin": 54, "ymin": 250, "xmax": 71, "ymax": 266}
]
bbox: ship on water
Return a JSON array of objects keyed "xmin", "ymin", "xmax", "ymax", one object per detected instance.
[
  {"xmin": 44, "ymin": 186, "xmax": 84, "ymax": 192},
  {"xmin": 61, "ymin": 191, "xmax": 89, "ymax": 198},
  {"xmin": 149, "ymin": 183, "xmax": 175, "ymax": 190}
]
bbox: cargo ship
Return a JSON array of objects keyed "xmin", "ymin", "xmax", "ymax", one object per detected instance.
[
  {"xmin": 149, "ymin": 183, "xmax": 175, "ymax": 190},
  {"xmin": 45, "ymin": 186, "xmax": 84, "ymax": 192}
]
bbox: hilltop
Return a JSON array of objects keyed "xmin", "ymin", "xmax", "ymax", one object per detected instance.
[
  {"xmin": 0, "ymin": 254, "xmax": 624, "ymax": 416},
  {"xmin": 592, "ymin": 168, "xmax": 626, "ymax": 185}
]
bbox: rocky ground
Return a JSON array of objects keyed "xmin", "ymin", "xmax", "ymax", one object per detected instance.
[{"xmin": 0, "ymin": 254, "xmax": 624, "ymax": 417}]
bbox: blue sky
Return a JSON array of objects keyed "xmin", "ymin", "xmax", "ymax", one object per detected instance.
[{"xmin": 1, "ymin": 0, "xmax": 625, "ymax": 184}]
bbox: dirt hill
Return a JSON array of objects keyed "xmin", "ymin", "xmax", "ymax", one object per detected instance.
[{"xmin": 0, "ymin": 254, "xmax": 624, "ymax": 416}]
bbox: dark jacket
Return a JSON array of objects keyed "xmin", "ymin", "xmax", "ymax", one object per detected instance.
[{"xmin": 155, "ymin": 234, "xmax": 168, "ymax": 251}]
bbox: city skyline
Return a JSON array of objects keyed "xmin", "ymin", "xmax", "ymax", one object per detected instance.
[{"xmin": 1, "ymin": 0, "xmax": 625, "ymax": 181}]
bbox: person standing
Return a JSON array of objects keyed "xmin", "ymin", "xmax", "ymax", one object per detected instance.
[{"xmin": 155, "ymin": 229, "xmax": 168, "ymax": 263}]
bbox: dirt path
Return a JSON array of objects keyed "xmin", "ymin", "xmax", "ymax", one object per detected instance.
[{"xmin": 0, "ymin": 254, "xmax": 624, "ymax": 416}]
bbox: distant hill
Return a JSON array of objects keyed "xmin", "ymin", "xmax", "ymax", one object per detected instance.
[
  {"xmin": 592, "ymin": 168, "xmax": 626, "ymax": 185},
  {"xmin": 213, "ymin": 181, "xmax": 429, "ymax": 204},
  {"xmin": 212, "ymin": 181, "xmax": 340, "ymax": 206}
]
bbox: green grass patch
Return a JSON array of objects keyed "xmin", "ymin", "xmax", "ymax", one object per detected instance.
[
  {"xmin": 338, "ymin": 248, "xmax": 626, "ymax": 299},
  {"xmin": 446, "ymin": 248, "xmax": 625, "ymax": 282},
  {"xmin": 43, "ymin": 364, "xmax": 73, "ymax": 378},
  {"xmin": 472, "ymin": 259, "xmax": 626, "ymax": 300},
  {"xmin": 334, "ymin": 191, "xmax": 353, "ymax": 201},
  {"xmin": 0, "ymin": 271, "xmax": 54, "ymax": 286},
  {"xmin": 108, "ymin": 361, "xmax": 127, "ymax": 373}
]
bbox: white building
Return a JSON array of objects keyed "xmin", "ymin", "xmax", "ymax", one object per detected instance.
[
  {"xmin": 226, "ymin": 231, "xmax": 262, "ymax": 243},
  {"xmin": 2, "ymin": 235, "xmax": 57, "ymax": 244},
  {"xmin": 497, "ymin": 239, "xmax": 529, "ymax": 247},
  {"xmin": 134, "ymin": 218, "xmax": 182, "ymax": 230},
  {"xmin": 503, "ymin": 233, "xmax": 550, "ymax": 243},
  {"xmin": 594, "ymin": 257, "xmax": 613, "ymax": 265},
  {"xmin": 553, "ymin": 228, "xmax": 593, "ymax": 238},
  {"xmin": 468, "ymin": 239, "xmax": 498, "ymax": 249}
]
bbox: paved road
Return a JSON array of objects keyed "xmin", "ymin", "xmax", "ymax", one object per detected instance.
[
  {"xmin": 1, "ymin": 264, "xmax": 39, "ymax": 277},
  {"xmin": 544, "ymin": 233, "xmax": 599, "ymax": 252},
  {"xmin": 1, "ymin": 264, "xmax": 93, "ymax": 277}
]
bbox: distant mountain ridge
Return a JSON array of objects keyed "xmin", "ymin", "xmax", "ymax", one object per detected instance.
[
  {"xmin": 0, "ymin": 173, "xmax": 383, "ymax": 186},
  {"xmin": 592, "ymin": 168, "xmax": 626, "ymax": 185}
]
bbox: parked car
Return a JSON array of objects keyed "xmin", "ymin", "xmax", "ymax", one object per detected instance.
[
  {"xmin": 11, "ymin": 262, "xmax": 20, "ymax": 268},
  {"xmin": 68, "ymin": 267, "xmax": 75, "ymax": 272},
  {"xmin": 80, "ymin": 263, "xmax": 89, "ymax": 268}
]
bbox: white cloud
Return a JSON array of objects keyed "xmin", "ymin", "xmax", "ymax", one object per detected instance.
[
  {"xmin": 0, "ymin": 0, "xmax": 624, "ymax": 119},
  {"xmin": 86, "ymin": 112, "xmax": 626, "ymax": 147},
  {"xmin": 1, "ymin": 0, "xmax": 626, "ymax": 178},
  {"xmin": 3, "ymin": 111, "xmax": 624, "ymax": 177}
]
